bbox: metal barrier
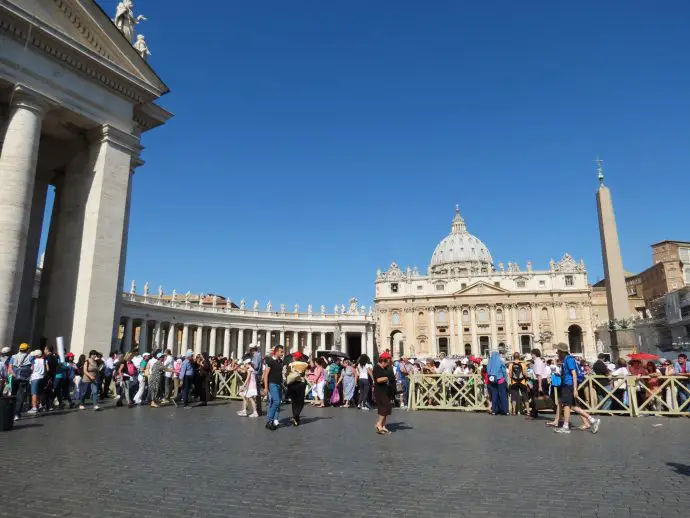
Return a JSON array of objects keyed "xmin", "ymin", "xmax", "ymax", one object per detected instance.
[
  {"xmin": 214, "ymin": 371, "xmax": 243, "ymax": 400},
  {"xmin": 572, "ymin": 375, "xmax": 635, "ymax": 416},
  {"xmin": 409, "ymin": 373, "xmax": 487, "ymax": 411},
  {"xmin": 631, "ymin": 376, "xmax": 690, "ymax": 416}
]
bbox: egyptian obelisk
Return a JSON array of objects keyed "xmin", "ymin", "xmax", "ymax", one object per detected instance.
[{"xmin": 595, "ymin": 159, "xmax": 636, "ymax": 359}]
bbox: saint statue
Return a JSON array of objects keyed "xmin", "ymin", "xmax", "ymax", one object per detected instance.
[
  {"xmin": 129, "ymin": 280, "xmax": 136, "ymax": 294},
  {"xmin": 171, "ymin": 289, "xmax": 177, "ymax": 301},
  {"xmin": 526, "ymin": 261, "xmax": 532, "ymax": 272},
  {"xmin": 549, "ymin": 259, "xmax": 556, "ymax": 272},
  {"xmin": 267, "ymin": 301, "xmax": 272, "ymax": 312},
  {"xmin": 157, "ymin": 285, "xmax": 163, "ymax": 298},
  {"xmin": 360, "ymin": 305, "xmax": 366, "ymax": 315},
  {"xmin": 498, "ymin": 262, "xmax": 504, "ymax": 272},
  {"xmin": 341, "ymin": 304, "xmax": 346, "ymax": 315},
  {"xmin": 280, "ymin": 304, "xmax": 286, "ymax": 313},
  {"xmin": 320, "ymin": 305, "xmax": 326, "ymax": 314},
  {"xmin": 252, "ymin": 300, "xmax": 259, "ymax": 311},
  {"xmin": 334, "ymin": 305, "xmax": 339, "ymax": 315},
  {"xmin": 134, "ymin": 34, "xmax": 151, "ymax": 61},
  {"xmin": 114, "ymin": 0, "xmax": 146, "ymax": 43},
  {"xmin": 645, "ymin": 309, "xmax": 652, "ymax": 319},
  {"xmin": 185, "ymin": 291, "xmax": 191, "ymax": 302},
  {"xmin": 294, "ymin": 304, "xmax": 299, "ymax": 313},
  {"xmin": 212, "ymin": 295, "xmax": 217, "ymax": 307},
  {"xmin": 307, "ymin": 304, "xmax": 312, "ymax": 314},
  {"xmin": 239, "ymin": 299, "xmax": 246, "ymax": 310},
  {"xmin": 143, "ymin": 281, "xmax": 149, "ymax": 296}
]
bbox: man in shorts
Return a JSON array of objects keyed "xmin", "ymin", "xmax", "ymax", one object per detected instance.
[{"xmin": 550, "ymin": 342, "xmax": 601, "ymax": 435}]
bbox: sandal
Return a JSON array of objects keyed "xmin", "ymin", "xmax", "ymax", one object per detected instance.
[
  {"xmin": 375, "ymin": 427, "xmax": 385, "ymax": 435},
  {"xmin": 577, "ymin": 425, "xmax": 591, "ymax": 431},
  {"xmin": 545, "ymin": 422, "xmax": 558, "ymax": 428}
]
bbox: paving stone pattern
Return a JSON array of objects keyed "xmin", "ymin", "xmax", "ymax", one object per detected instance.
[{"xmin": 1, "ymin": 402, "xmax": 689, "ymax": 517}]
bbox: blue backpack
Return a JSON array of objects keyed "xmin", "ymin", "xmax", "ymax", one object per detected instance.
[{"xmin": 562, "ymin": 355, "xmax": 585, "ymax": 384}]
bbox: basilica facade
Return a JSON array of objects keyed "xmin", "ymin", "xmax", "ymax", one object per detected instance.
[{"xmin": 375, "ymin": 208, "xmax": 595, "ymax": 358}]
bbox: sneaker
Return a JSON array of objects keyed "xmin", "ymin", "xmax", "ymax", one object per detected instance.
[
  {"xmin": 590, "ymin": 418, "xmax": 601, "ymax": 434},
  {"xmin": 554, "ymin": 426, "xmax": 571, "ymax": 434},
  {"xmin": 79, "ymin": 405, "xmax": 85, "ymax": 410},
  {"xmin": 150, "ymin": 402, "xmax": 159, "ymax": 408},
  {"xmin": 248, "ymin": 412, "xmax": 259, "ymax": 418},
  {"xmin": 13, "ymin": 415, "xmax": 19, "ymax": 421},
  {"xmin": 361, "ymin": 406, "xmax": 369, "ymax": 411},
  {"xmin": 27, "ymin": 408, "xmax": 38, "ymax": 415},
  {"xmin": 93, "ymin": 405, "xmax": 100, "ymax": 411},
  {"xmin": 273, "ymin": 419, "xmax": 279, "ymax": 427},
  {"xmin": 237, "ymin": 410, "xmax": 248, "ymax": 417}
]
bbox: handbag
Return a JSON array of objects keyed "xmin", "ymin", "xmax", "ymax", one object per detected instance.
[
  {"xmin": 534, "ymin": 394, "xmax": 554, "ymax": 411},
  {"xmin": 286, "ymin": 371, "xmax": 303, "ymax": 385},
  {"xmin": 330, "ymin": 385, "xmax": 340, "ymax": 405}
]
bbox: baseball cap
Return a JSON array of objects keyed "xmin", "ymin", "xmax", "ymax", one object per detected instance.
[
  {"xmin": 379, "ymin": 352, "xmax": 392, "ymax": 360},
  {"xmin": 19, "ymin": 343, "xmax": 29, "ymax": 351}
]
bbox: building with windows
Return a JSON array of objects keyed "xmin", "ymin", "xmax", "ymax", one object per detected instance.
[{"xmin": 374, "ymin": 208, "xmax": 594, "ymax": 358}]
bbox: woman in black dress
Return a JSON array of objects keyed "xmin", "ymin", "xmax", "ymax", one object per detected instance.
[
  {"xmin": 195, "ymin": 353, "xmax": 211, "ymax": 406},
  {"xmin": 373, "ymin": 352, "xmax": 393, "ymax": 435}
]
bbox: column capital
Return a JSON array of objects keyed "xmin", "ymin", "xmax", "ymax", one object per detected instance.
[
  {"xmin": 9, "ymin": 84, "xmax": 54, "ymax": 115},
  {"xmin": 87, "ymin": 124, "xmax": 141, "ymax": 156}
]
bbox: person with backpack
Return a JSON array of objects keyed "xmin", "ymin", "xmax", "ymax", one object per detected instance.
[
  {"xmin": 508, "ymin": 352, "xmax": 528, "ymax": 415},
  {"xmin": 9, "ymin": 343, "xmax": 34, "ymax": 420},
  {"xmin": 550, "ymin": 342, "xmax": 601, "ymax": 434},
  {"xmin": 486, "ymin": 351, "xmax": 508, "ymax": 415}
]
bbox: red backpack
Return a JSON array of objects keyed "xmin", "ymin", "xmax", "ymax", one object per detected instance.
[{"xmin": 127, "ymin": 361, "xmax": 137, "ymax": 377}]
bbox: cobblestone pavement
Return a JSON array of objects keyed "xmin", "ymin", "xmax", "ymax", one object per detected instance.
[{"xmin": 1, "ymin": 401, "xmax": 689, "ymax": 517}]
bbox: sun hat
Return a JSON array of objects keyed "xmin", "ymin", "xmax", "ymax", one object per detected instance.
[
  {"xmin": 242, "ymin": 358, "xmax": 252, "ymax": 365},
  {"xmin": 19, "ymin": 343, "xmax": 29, "ymax": 351},
  {"xmin": 1, "ymin": 346, "xmax": 10, "ymax": 354},
  {"xmin": 555, "ymin": 342, "xmax": 569, "ymax": 353},
  {"xmin": 156, "ymin": 352, "xmax": 163, "ymax": 358},
  {"xmin": 143, "ymin": 352, "xmax": 151, "ymax": 357},
  {"xmin": 185, "ymin": 350, "xmax": 193, "ymax": 357}
]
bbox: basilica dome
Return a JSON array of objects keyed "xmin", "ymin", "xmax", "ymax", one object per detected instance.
[{"xmin": 430, "ymin": 207, "xmax": 493, "ymax": 272}]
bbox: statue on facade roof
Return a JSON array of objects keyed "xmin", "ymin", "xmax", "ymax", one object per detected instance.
[
  {"xmin": 185, "ymin": 291, "xmax": 191, "ymax": 302},
  {"xmin": 549, "ymin": 258, "xmax": 556, "ymax": 272},
  {"xmin": 134, "ymin": 34, "xmax": 151, "ymax": 61},
  {"xmin": 349, "ymin": 297, "xmax": 358, "ymax": 314},
  {"xmin": 129, "ymin": 280, "xmax": 136, "ymax": 294},
  {"xmin": 360, "ymin": 305, "xmax": 366, "ymax": 315},
  {"xmin": 267, "ymin": 301, "xmax": 272, "ymax": 312},
  {"xmin": 143, "ymin": 281, "xmax": 149, "ymax": 296},
  {"xmin": 412, "ymin": 266, "xmax": 419, "ymax": 276},
  {"xmin": 252, "ymin": 300, "xmax": 259, "ymax": 311},
  {"xmin": 239, "ymin": 298, "xmax": 246, "ymax": 310},
  {"xmin": 334, "ymin": 305, "xmax": 339, "ymax": 315},
  {"xmin": 212, "ymin": 295, "xmax": 217, "ymax": 307},
  {"xmin": 498, "ymin": 262, "xmax": 504, "ymax": 272},
  {"xmin": 320, "ymin": 305, "xmax": 326, "ymax": 315},
  {"xmin": 157, "ymin": 285, "xmax": 163, "ymax": 298},
  {"xmin": 307, "ymin": 304, "xmax": 312, "ymax": 314},
  {"xmin": 171, "ymin": 289, "xmax": 176, "ymax": 301},
  {"xmin": 280, "ymin": 303, "xmax": 286, "ymax": 314},
  {"xmin": 341, "ymin": 304, "xmax": 346, "ymax": 315},
  {"xmin": 294, "ymin": 304, "xmax": 299, "ymax": 314},
  {"xmin": 526, "ymin": 261, "xmax": 532, "ymax": 272},
  {"xmin": 114, "ymin": 0, "xmax": 146, "ymax": 44}
]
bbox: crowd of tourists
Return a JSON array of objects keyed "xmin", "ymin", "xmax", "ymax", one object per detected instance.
[{"xmin": 2, "ymin": 339, "xmax": 689, "ymax": 435}]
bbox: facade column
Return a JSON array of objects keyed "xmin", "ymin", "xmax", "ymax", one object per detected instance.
[
  {"xmin": 294, "ymin": 331, "xmax": 301, "ymax": 351},
  {"xmin": 265, "ymin": 330, "xmax": 272, "ymax": 354},
  {"xmin": 457, "ymin": 306, "xmax": 465, "ymax": 355},
  {"xmin": 153, "ymin": 321, "xmax": 162, "ymax": 349},
  {"xmin": 490, "ymin": 305, "xmax": 498, "ymax": 352},
  {"xmin": 167, "ymin": 324, "xmax": 176, "ymax": 353},
  {"xmin": 367, "ymin": 328, "xmax": 374, "ymax": 358},
  {"xmin": 0, "ymin": 86, "xmax": 48, "ymax": 347},
  {"xmin": 209, "ymin": 326, "xmax": 217, "ymax": 356},
  {"xmin": 279, "ymin": 330, "xmax": 285, "ymax": 347},
  {"xmin": 341, "ymin": 331, "xmax": 347, "ymax": 354},
  {"xmin": 124, "ymin": 317, "xmax": 133, "ymax": 352},
  {"xmin": 306, "ymin": 332, "xmax": 313, "ymax": 355},
  {"xmin": 449, "ymin": 306, "xmax": 457, "ymax": 355},
  {"xmin": 530, "ymin": 303, "xmax": 540, "ymax": 354},
  {"xmin": 194, "ymin": 326, "xmax": 202, "ymax": 354},
  {"xmin": 428, "ymin": 308, "xmax": 438, "ymax": 357},
  {"xmin": 511, "ymin": 305, "xmax": 520, "ymax": 353},
  {"xmin": 139, "ymin": 319, "xmax": 148, "ymax": 352},
  {"xmin": 321, "ymin": 331, "xmax": 326, "ymax": 351},
  {"xmin": 182, "ymin": 324, "xmax": 189, "ymax": 353},
  {"xmin": 236, "ymin": 328, "xmax": 244, "ymax": 358},
  {"xmin": 252, "ymin": 328, "xmax": 258, "ymax": 347},
  {"xmin": 223, "ymin": 327, "xmax": 231, "ymax": 358},
  {"xmin": 469, "ymin": 305, "xmax": 479, "ymax": 356}
]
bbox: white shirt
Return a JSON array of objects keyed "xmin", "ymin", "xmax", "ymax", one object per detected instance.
[
  {"xmin": 358, "ymin": 364, "xmax": 372, "ymax": 379},
  {"xmin": 163, "ymin": 356, "xmax": 174, "ymax": 378},
  {"xmin": 438, "ymin": 358, "xmax": 455, "ymax": 374},
  {"xmin": 532, "ymin": 358, "xmax": 550, "ymax": 379},
  {"xmin": 31, "ymin": 358, "xmax": 45, "ymax": 381},
  {"xmin": 132, "ymin": 355, "xmax": 143, "ymax": 369}
]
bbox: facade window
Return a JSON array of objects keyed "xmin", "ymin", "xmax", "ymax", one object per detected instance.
[
  {"xmin": 418, "ymin": 311, "xmax": 424, "ymax": 318},
  {"xmin": 565, "ymin": 275, "xmax": 574, "ymax": 286},
  {"xmin": 496, "ymin": 309, "xmax": 504, "ymax": 323},
  {"xmin": 518, "ymin": 307, "xmax": 529, "ymax": 322},
  {"xmin": 462, "ymin": 310, "xmax": 470, "ymax": 323},
  {"xmin": 464, "ymin": 344, "xmax": 471, "ymax": 355},
  {"xmin": 436, "ymin": 284, "xmax": 445, "ymax": 291},
  {"xmin": 521, "ymin": 326, "xmax": 529, "ymax": 331},
  {"xmin": 517, "ymin": 280, "xmax": 526, "ymax": 288},
  {"xmin": 680, "ymin": 247, "xmax": 690, "ymax": 263},
  {"xmin": 417, "ymin": 285, "xmax": 423, "ymax": 290},
  {"xmin": 539, "ymin": 280, "xmax": 546, "ymax": 287},
  {"xmin": 390, "ymin": 283, "xmax": 399, "ymax": 292},
  {"xmin": 498, "ymin": 326, "xmax": 503, "ymax": 331},
  {"xmin": 478, "ymin": 308, "xmax": 488, "ymax": 323},
  {"xmin": 494, "ymin": 282, "xmax": 500, "ymax": 287},
  {"xmin": 464, "ymin": 328, "xmax": 470, "ymax": 333},
  {"xmin": 480, "ymin": 336, "xmax": 490, "ymax": 356},
  {"xmin": 461, "ymin": 283, "xmax": 467, "ymax": 289},
  {"xmin": 438, "ymin": 310, "xmax": 447, "ymax": 323},
  {"xmin": 684, "ymin": 266, "xmax": 690, "ymax": 284},
  {"xmin": 541, "ymin": 307, "xmax": 549, "ymax": 320},
  {"xmin": 392, "ymin": 312, "xmax": 401, "ymax": 325},
  {"xmin": 568, "ymin": 305, "xmax": 577, "ymax": 320}
]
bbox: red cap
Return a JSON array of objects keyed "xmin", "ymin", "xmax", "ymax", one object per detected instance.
[
  {"xmin": 66, "ymin": 352, "xmax": 75, "ymax": 358},
  {"xmin": 379, "ymin": 352, "xmax": 392, "ymax": 360},
  {"xmin": 292, "ymin": 351, "xmax": 304, "ymax": 360}
]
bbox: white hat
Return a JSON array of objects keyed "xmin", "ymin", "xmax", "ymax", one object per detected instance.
[
  {"xmin": 0, "ymin": 346, "xmax": 10, "ymax": 354},
  {"xmin": 31, "ymin": 349, "xmax": 42, "ymax": 357},
  {"xmin": 242, "ymin": 358, "xmax": 251, "ymax": 365},
  {"xmin": 460, "ymin": 358, "xmax": 468, "ymax": 365}
]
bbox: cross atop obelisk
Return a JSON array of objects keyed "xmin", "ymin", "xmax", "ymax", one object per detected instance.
[{"xmin": 595, "ymin": 158, "xmax": 635, "ymax": 358}]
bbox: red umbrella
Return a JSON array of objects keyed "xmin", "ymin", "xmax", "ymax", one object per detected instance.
[{"xmin": 627, "ymin": 353, "xmax": 659, "ymax": 361}]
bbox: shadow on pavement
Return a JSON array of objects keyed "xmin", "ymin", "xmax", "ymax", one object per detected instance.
[
  {"xmin": 12, "ymin": 422, "xmax": 43, "ymax": 430},
  {"xmin": 667, "ymin": 462, "xmax": 690, "ymax": 476},
  {"xmin": 296, "ymin": 416, "xmax": 334, "ymax": 426},
  {"xmin": 387, "ymin": 422, "xmax": 413, "ymax": 432}
]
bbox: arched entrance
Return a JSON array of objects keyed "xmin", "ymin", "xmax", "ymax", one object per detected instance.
[
  {"xmin": 464, "ymin": 343, "xmax": 471, "ymax": 355},
  {"xmin": 438, "ymin": 337, "xmax": 449, "ymax": 356},
  {"xmin": 520, "ymin": 335, "xmax": 531, "ymax": 355},
  {"xmin": 568, "ymin": 325, "xmax": 583, "ymax": 354},
  {"xmin": 390, "ymin": 331, "xmax": 404, "ymax": 357}
]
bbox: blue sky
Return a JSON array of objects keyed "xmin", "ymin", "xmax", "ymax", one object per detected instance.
[{"xmin": 95, "ymin": 0, "xmax": 689, "ymax": 307}]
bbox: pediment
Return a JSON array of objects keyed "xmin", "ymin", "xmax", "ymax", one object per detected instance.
[
  {"xmin": 453, "ymin": 281, "xmax": 510, "ymax": 296},
  {"xmin": 6, "ymin": 0, "xmax": 168, "ymax": 100}
]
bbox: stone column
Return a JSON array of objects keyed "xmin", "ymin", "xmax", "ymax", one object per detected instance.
[
  {"xmin": 139, "ymin": 319, "xmax": 148, "ymax": 352},
  {"xmin": 209, "ymin": 327, "xmax": 217, "ymax": 356},
  {"xmin": 428, "ymin": 308, "xmax": 438, "ymax": 356},
  {"xmin": 265, "ymin": 330, "xmax": 272, "ymax": 354},
  {"xmin": 182, "ymin": 324, "xmax": 189, "ymax": 353},
  {"xmin": 367, "ymin": 329, "xmax": 374, "ymax": 358},
  {"xmin": 236, "ymin": 328, "xmax": 244, "ymax": 358},
  {"xmin": 153, "ymin": 321, "xmax": 162, "ymax": 350},
  {"xmin": 0, "ymin": 86, "xmax": 48, "ymax": 347},
  {"xmin": 341, "ymin": 331, "xmax": 347, "ymax": 354},
  {"xmin": 279, "ymin": 330, "xmax": 285, "ymax": 347},
  {"xmin": 124, "ymin": 317, "xmax": 133, "ymax": 352},
  {"xmin": 194, "ymin": 326, "xmax": 202, "ymax": 354},
  {"xmin": 294, "ymin": 331, "xmax": 300, "ymax": 351},
  {"xmin": 223, "ymin": 327, "xmax": 231, "ymax": 358},
  {"xmin": 306, "ymin": 332, "xmax": 312, "ymax": 355},
  {"xmin": 511, "ymin": 305, "xmax": 520, "ymax": 352},
  {"xmin": 252, "ymin": 329, "xmax": 258, "ymax": 347},
  {"xmin": 490, "ymin": 305, "xmax": 498, "ymax": 352},
  {"xmin": 457, "ymin": 307, "xmax": 465, "ymax": 354},
  {"xmin": 321, "ymin": 331, "xmax": 326, "ymax": 351},
  {"xmin": 167, "ymin": 324, "xmax": 176, "ymax": 353},
  {"xmin": 111, "ymin": 169, "xmax": 134, "ymax": 352},
  {"xmin": 54, "ymin": 125, "xmax": 140, "ymax": 356},
  {"xmin": 469, "ymin": 305, "xmax": 479, "ymax": 356},
  {"xmin": 448, "ymin": 306, "xmax": 457, "ymax": 355}
]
